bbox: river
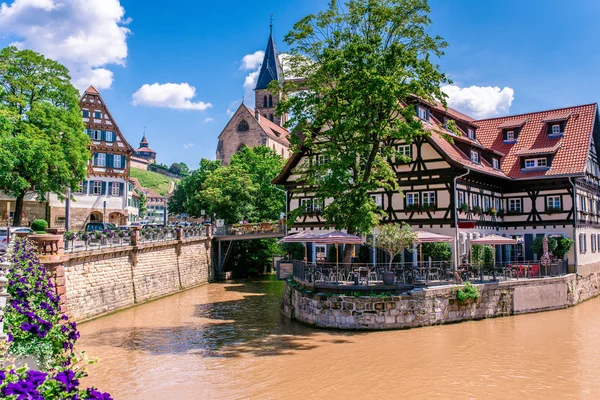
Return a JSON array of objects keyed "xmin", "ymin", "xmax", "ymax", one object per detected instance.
[{"xmin": 78, "ymin": 277, "xmax": 600, "ymax": 399}]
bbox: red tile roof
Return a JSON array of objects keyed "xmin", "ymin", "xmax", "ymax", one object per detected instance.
[
  {"xmin": 497, "ymin": 117, "xmax": 528, "ymax": 129},
  {"xmin": 513, "ymin": 143, "xmax": 561, "ymax": 156},
  {"xmin": 242, "ymin": 104, "xmax": 290, "ymax": 145},
  {"xmin": 542, "ymin": 111, "xmax": 572, "ymax": 123},
  {"xmin": 475, "ymin": 103, "xmax": 597, "ymax": 179}
]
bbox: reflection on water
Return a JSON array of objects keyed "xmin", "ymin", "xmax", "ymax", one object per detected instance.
[{"xmin": 79, "ymin": 276, "xmax": 600, "ymax": 399}]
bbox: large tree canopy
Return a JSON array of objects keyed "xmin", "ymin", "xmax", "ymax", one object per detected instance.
[
  {"xmin": 0, "ymin": 46, "xmax": 90, "ymax": 226},
  {"xmin": 277, "ymin": 0, "xmax": 450, "ymax": 242}
]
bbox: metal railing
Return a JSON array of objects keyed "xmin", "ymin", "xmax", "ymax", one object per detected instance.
[
  {"xmin": 214, "ymin": 222, "xmax": 285, "ymax": 237},
  {"xmin": 291, "ymin": 259, "xmax": 569, "ymax": 287}
]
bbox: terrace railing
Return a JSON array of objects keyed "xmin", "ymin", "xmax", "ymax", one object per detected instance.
[
  {"xmin": 291, "ymin": 259, "xmax": 569, "ymax": 287},
  {"xmin": 214, "ymin": 222, "xmax": 285, "ymax": 237}
]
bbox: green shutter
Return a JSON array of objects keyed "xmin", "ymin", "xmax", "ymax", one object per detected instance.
[
  {"xmin": 82, "ymin": 180, "xmax": 88, "ymax": 194},
  {"xmin": 119, "ymin": 182, "xmax": 124, "ymax": 196},
  {"xmin": 107, "ymin": 154, "xmax": 114, "ymax": 168},
  {"xmin": 101, "ymin": 181, "xmax": 106, "ymax": 195}
]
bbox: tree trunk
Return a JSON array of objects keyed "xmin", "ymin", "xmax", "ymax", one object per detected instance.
[
  {"xmin": 13, "ymin": 191, "xmax": 26, "ymax": 227},
  {"xmin": 342, "ymin": 244, "xmax": 354, "ymax": 264}
]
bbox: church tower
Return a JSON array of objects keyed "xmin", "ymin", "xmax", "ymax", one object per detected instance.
[{"xmin": 254, "ymin": 24, "xmax": 287, "ymax": 127}]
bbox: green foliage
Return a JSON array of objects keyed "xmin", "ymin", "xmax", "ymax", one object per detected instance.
[
  {"xmin": 327, "ymin": 245, "xmax": 339, "ymax": 262},
  {"xmin": 135, "ymin": 189, "xmax": 147, "ymax": 218},
  {"xmin": 456, "ymin": 282, "xmax": 480, "ymax": 303},
  {"xmin": 358, "ymin": 244, "xmax": 370, "ymax": 263},
  {"xmin": 553, "ymin": 237, "xmax": 574, "ymax": 258},
  {"xmin": 277, "ymin": 0, "xmax": 450, "ymax": 236},
  {"xmin": 373, "ymin": 223, "xmax": 418, "ymax": 266},
  {"xmin": 167, "ymin": 184, "xmax": 187, "ymax": 215},
  {"xmin": 422, "ymin": 242, "xmax": 452, "ymax": 261},
  {"xmin": 279, "ymin": 242, "xmax": 305, "ymax": 260},
  {"xmin": 178, "ymin": 158, "xmax": 221, "ymax": 218},
  {"xmin": 130, "ymin": 167, "xmax": 179, "ymax": 196},
  {"xmin": 531, "ymin": 236, "xmax": 558, "ymax": 257},
  {"xmin": 0, "ymin": 46, "xmax": 90, "ymax": 226},
  {"xmin": 471, "ymin": 244, "xmax": 493, "ymax": 269},
  {"xmin": 223, "ymin": 239, "xmax": 279, "ymax": 277},
  {"xmin": 169, "ymin": 162, "xmax": 190, "ymax": 176},
  {"xmin": 31, "ymin": 219, "xmax": 48, "ymax": 233}
]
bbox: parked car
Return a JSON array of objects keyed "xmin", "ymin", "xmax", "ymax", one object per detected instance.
[
  {"xmin": 116, "ymin": 225, "xmax": 131, "ymax": 231},
  {"xmin": 84, "ymin": 222, "xmax": 116, "ymax": 232},
  {"xmin": 0, "ymin": 227, "xmax": 35, "ymax": 252}
]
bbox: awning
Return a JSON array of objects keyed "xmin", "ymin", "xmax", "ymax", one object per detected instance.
[
  {"xmin": 415, "ymin": 231, "xmax": 453, "ymax": 243},
  {"xmin": 280, "ymin": 230, "xmax": 363, "ymax": 244},
  {"xmin": 471, "ymin": 234, "xmax": 517, "ymax": 245}
]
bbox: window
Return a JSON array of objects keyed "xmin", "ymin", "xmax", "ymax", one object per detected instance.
[
  {"xmin": 105, "ymin": 131, "xmax": 113, "ymax": 142},
  {"xmin": 483, "ymin": 196, "xmax": 490, "ymax": 211},
  {"xmin": 506, "ymin": 131, "xmax": 515, "ymax": 141},
  {"xmin": 597, "ymin": 235, "xmax": 600, "ymax": 252},
  {"xmin": 114, "ymin": 155, "xmax": 122, "ymax": 169},
  {"xmin": 492, "ymin": 158, "xmax": 499, "ymax": 169},
  {"xmin": 300, "ymin": 198, "xmax": 313, "ymax": 213},
  {"xmin": 547, "ymin": 196, "xmax": 561, "ymax": 210},
  {"xmin": 508, "ymin": 198, "xmax": 521, "ymax": 213},
  {"xmin": 551, "ymin": 124, "xmax": 561, "ymax": 135},
  {"xmin": 417, "ymin": 106, "xmax": 428, "ymax": 121},
  {"xmin": 467, "ymin": 128, "xmax": 474, "ymax": 139},
  {"xmin": 111, "ymin": 182, "xmax": 120, "ymax": 196},
  {"xmin": 95, "ymin": 153, "xmax": 106, "ymax": 167},
  {"xmin": 580, "ymin": 195, "xmax": 587, "ymax": 212},
  {"xmin": 494, "ymin": 198, "xmax": 501, "ymax": 210},
  {"xmin": 371, "ymin": 194, "xmax": 383, "ymax": 208},
  {"xmin": 422, "ymin": 191, "xmax": 436, "ymax": 207},
  {"xmin": 75, "ymin": 181, "xmax": 84, "ymax": 194},
  {"xmin": 263, "ymin": 96, "xmax": 268, "ymax": 108},
  {"xmin": 317, "ymin": 154, "xmax": 329, "ymax": 165},
  {"xmin": 458, "ymin": 191, "xmax": 465, "ymax": 206},
  {"xmin": 592, "ymin": 234, "xmax": 597, "ymax": 253},
  {"xmin": 470, "ymin": 151, "xmax": 480, "ymax": 164},
  {"xmin": 524, "ymin": 158, "xmax": 547, "ymax": 169},
  {"xmin": 82, "ymin": 110, "xmax": 89, "ymax": 117},
  {"xmin": 472, "ymin": 194, "xmax": 479, "ymax": 207},
  {"xmin": 397, "ymin": 145, "xmax": 412, "ymax": 160},
  {"xmin": 93, "ymin": 130, "xmax": 101, "ymax": 140},
  {"xmin": 92, "ymin": 181, "xmax": 102, "ymax": 195},
  {"xmin": 94, "ymin": 111, "xmax": 101, "ymax": 119},
  {"xmin": 237, "ymin": 119, "xmax": 249, "ymax": 132},
  {"xmin": 406, "ymin": 193, "xmax": 419, "ymax": 207},
  {"xmin": 580, "ymin": 233, "xmax": 587, "ymax": 254},
  {"xmin": 312, "ymin": 199, "xmax": 324, "ymax": 212},
  {"xmin": 269, "ymin": 95, "xmax": 273, "ymax": 107}
]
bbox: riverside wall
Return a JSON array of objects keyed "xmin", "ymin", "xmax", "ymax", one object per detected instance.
[
  {"xmin": 47, "ymin": 237, "xmax": 212, "ymax": 321},
  {"xmin": 282, "ymin": 272, "xmax": 600, "ymax": 330}
]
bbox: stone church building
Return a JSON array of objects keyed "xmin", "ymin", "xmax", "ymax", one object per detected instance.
[{"xmin": 216, "ymin": 29, "xmax": 291, "ymax": 165}]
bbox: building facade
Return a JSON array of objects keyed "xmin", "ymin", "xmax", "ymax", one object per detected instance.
[
  {"xmin": 48, "ymin": 86, "xmax": 134, "ymax": 229},
  {"xmin": 216, "ymin": 28, "xmax": 291, "ymax": 165},
  {"xmin": 274, "ymin": 99, "xmax": 600, "ymax": 273}
]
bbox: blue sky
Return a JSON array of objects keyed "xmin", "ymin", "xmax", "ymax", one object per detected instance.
[{"xmin": 1, "ymin": 0, "xmax": 600, "ymax": 169}]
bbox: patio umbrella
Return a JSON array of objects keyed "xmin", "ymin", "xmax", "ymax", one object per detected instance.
[
  {"xmin": 414, "ymin": 231, "xmax": 453, "ymax": 272},
  {"xmin": 280, "ymin": 230, "xmax": 363, "ymax": 264},
  {"xmin": 540, "ymin": 236, "xmax": 551, "ymax": 275},
  {"xmin": 470, "ymin": 234, "xmax": 517, "ymax": 276},
  {"xmin": 280, "ymin": 231, "xmax": 318, "ymax": 261}
]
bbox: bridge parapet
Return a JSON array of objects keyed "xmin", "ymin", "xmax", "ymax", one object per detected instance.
[{"xmin": 214, "ymin": 222, "xmax": 285, "ymax": 238}]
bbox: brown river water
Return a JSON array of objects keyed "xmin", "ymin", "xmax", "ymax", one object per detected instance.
[{"xmin": 78, "ymin": 277, "xmax": 600, "ymax": 399}]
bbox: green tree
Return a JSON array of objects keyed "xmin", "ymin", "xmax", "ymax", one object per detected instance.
[
  {"xmin": 422, "ymin": 242, "xmax": 452, "ymax": 261},
  {"xmin": 167, "ymin": 184, "xmax": 187, "ymax": 215},
  {"xmin": 136, "ymin": 189, "xmax": 147, "ymax": 218},
  {"xmin": 373, "ymin": 223, "xmax": 418, "ymax": 267},
  {"xmin": 182, "ymin": 158, "xmax": 221, "ymax": 217},
  {"xmin": 169, "ymin": 162, "xmax": 190, "ymax": 176},
  {"xmin": 201, "ymin": 165, "xmax": 257, "ymax": 224},
  {"xmin": 553, "ymin": 237, "xmax": 574, "ymax": 259},
  {"xmin": 0, "ymin": 47, "xmax": 90, "ymax": 226},
  {"xmin": 531, "ymin": 236, "xmax": 558, "ymax": 257},
  {"xmin": 277, "ymin": 0, "xmax": 450, "ymax": 259}
]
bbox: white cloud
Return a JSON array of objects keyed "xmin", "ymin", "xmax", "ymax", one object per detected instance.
[
  {"xmin": 226, "ymin": 101, "xmax": 239, "ymax": 117},
  {"xmin": 441, "ymin": 85, "xmax": 515, "ymax": 119},
  {"xmin": 132, "ymin": 83, "xmax": 212, "ymax": 111},
  {"xmin": 183, "ymin": 143, "xmax": 196, "ymax": 149},
  {"xmin": 241, "ymin": 50, "xmax": 264, "ymax": 71},
  {"xmin": 203, "ymin": 117, "xmax": 214, "ymax": 123},
  {"xmin": 0, "ymin": 0, "xmax": 131, "ymax": 91}
]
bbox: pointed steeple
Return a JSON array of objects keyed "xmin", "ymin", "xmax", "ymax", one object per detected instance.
[
  {"xmin": 140, "ymin": 134, "xmax": 148, "ymax": 146},
  {"xmin": 254, "ymin": 28, "xmax": 281, "ymax": 90}
]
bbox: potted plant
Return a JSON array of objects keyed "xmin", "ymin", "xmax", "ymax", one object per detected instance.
[
  {"xmin": 373, "ymin": 223, "xmax": 418, "ymax": 286},
  {"xmin": 459, "ymin": 203, "xmax": 468, "ymax": 213},
  {"xmin": 79, "ymin": 231, "xmax": 91, "ymax": 250},
  {"xmin": 103, "ymin": 228, "xmax": 115, "ymax": 246},
  {"xmin": 63, "ymin": 230, "xmax": 77, "ymax": 251},
  {"xmin": 472, "ymin": 206, "xmax": 482, "ymax": 215},
  {"xmin": 488, "ymin": 207, "xmax": 497, "ymax": 217},
  {"xmin": 497, "ymin": 208, "xmax": 505, "ymax": 218}
]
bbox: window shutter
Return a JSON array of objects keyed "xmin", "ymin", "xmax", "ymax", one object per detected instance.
[
  {"xmin": 93, "ymin": 153, "xmax": 98, "ymax": 166},
  {"xmin": 101, "ymin": 181, "xmax": 106, "ymax": 195},
  {"xmin": 119, "ymin": 183, "xmax": 124, "ymax": 196},
  {"xmin": 101, "ymin": 130, "xmax": 106, "ymax": 141},
  {"xmin": 107, "ymin": 154, "xmax": 114, "ymax": 168},
  {"xmin": 108, "ymin": 182, "xmax": 113, "ymax": 195},
  {"xmin": 83, "ymin": 180, "xmax": 88, "ymax": 194}
]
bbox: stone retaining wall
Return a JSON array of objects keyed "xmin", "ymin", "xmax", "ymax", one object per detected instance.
[
  {"xmin": 61, "ymin": 238, "xmax": 211, "ymax": 321},
  {"xmin": 282, "ymin": 272, "xmax": 600, "ymax": 330}
]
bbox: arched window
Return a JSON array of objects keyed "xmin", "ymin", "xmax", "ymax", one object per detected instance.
[
  {"xmin": 237, "ymin": 119, "xmax": 249, "ymax": 132},
  {"xmin": 236, "ymin": 143, "xmax": 246, "ymax": 153},
  {"xmin": 269, "ymin": 114, "xmax": 274, "ymax": 122},
  {"xmin": 268, "ymin": 95, "xmax": 273, "ymax": 107},
  {"xmin": 263, "ymin": 95, "xmax": 268, "ymax": 108}
]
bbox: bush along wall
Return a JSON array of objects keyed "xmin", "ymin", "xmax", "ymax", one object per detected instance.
[{"xmin": 1, "ymin": 238, "xmax": 112, "ymax": 399}]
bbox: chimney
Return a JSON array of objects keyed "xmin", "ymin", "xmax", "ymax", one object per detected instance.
[{"xmin": 255, "ymin": 108, "xmax": 260, "ymax": 122}]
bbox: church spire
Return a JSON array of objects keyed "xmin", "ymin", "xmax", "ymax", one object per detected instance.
[{"xmin": 254, "ymin": 20, "xmax": 281, "ymax": 90}]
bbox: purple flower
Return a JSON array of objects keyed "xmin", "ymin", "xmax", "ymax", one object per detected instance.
[
  {"xmin": 87, "ymin": 388, "xmax": 113, "ymax": 400},
  {"xmin": 27, "ymin": 370, "xmax": 47, "ymax": 388},
  {"xmin": 54, "ymin": 370, "xmax": 79, "ymax": 392}
]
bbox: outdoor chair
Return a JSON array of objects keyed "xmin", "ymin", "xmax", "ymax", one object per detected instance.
[
  {"xmin": 427, "ymin": 267, "xmax": 440, "ymax": 281},
  {"xmin": 368, "ymin": 270, "xmax": 378, "ymax": 283}
]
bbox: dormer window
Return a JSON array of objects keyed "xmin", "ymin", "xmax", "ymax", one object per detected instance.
[
  {"xmin": 417, "ymin": 106, "xmax": 428, "ymax": 121},
  {"xmin": 524, "ymin": 157, "xmax": 548, "ymax": 169},
  {"xmin": 506, "ymin": 131, "xmax": 515, "ymax": 141},
  {"xmin": 492, "ymin": 158, "xmax": 499, "ymax": 169},
  {"xmin": 470, "ymin": 150, "xmax": 480, "ymax": 164},
  {"xmin": 467, "ymin": 128, "xmax": 474, "ymax": 139},
  {"xmin": 551, "ymin": 124, "xmax": 560, "ymax": 135},
  {"xmin": 548, "ymin": 122, "xmax": 565, "ymax": 137}
]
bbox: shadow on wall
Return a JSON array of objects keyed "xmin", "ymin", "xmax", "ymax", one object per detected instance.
[{"xmin": 81, "ymin": 279, "xmax": 363, "ymax": 358}]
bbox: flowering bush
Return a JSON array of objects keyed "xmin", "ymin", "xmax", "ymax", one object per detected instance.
[
  {"xmin": 78, "ymin": 232, "xmax": 91, "ymax": 242},
  {"xmin": 0, "ymin": 365, "xmax": 112, "ymax": 399},
  {"xmin": 63, "ymin": 231, "xmax": 78, "ymax": 242},
  {"xmin": 92, "ymin": 231, "xmax": 103, "ymax": 240},
  {"xmin": 102, "ymin": 229, "xmax": 115, "ymax": 240},
  {"xmin": 5, "ymin": 239, "xmax": 80, "ymax": 369}
]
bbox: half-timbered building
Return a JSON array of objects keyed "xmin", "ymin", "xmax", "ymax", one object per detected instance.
[
  {"xmin": 273, "ymin": 100, "xmax": 600, "ymax": 274},
  {"xmin": 48, "ymin": 86, "xmax": 135, "ymax": 229}
]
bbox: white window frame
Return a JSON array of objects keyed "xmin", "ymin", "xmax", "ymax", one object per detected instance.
[
  {"xmin": 472, "ymin": 194, "xmax": 479, "ymax": 207},
  {"xmin": 494, "ymin": 198, "xmax": 500, "ymax": 210},
  {"xmin": 92, "ymin": 181, "xmax": 102, "ymax": 195},
  {"xmin": 371, "ymin": 194, "xmax": 383, "ymax": 208},
  {"xmin": 407, "ymin": 193, "xmax": 419, "ymax": 207},
  {"xmin": 96, "ymin": 153, "xmax": 106, "ymax": 167},
  {"xmin": 422, "ymin": 191, "xmax": 436, "ymax": 207},
  {"xmin": 111, "ymin": 182, "xmax": 120, "ymax": 196},
  {"xmin": 581, "ymin": 195, "xmax": 587, "ymax": 212},
  {"xmin": 458, "ymin": 191, "xmax": 465, "ymax": 206},
  {"xmin": 397, "ymin": 144, "xmax": 412, "ymax": 159},
  {"xmin": 492, "ymin": 158, "xmax": 499, "ymax": 169},
  {"xmin": 317, "ymin": 154, "xmax": 329, "ymax": 166},
  {"xmin": 417, "ymin": 106, "xmax": 428, "ymax": 121},
  {"xmin": 506, "ymin": 131, "xmax": 515, "ymax": 141},
  {"xmin": 467, "ymin": 128, "xmax": 474, "ymax": 139},
  {"xmin": 547, "ymin": 196, "xmax": 561, "ymax": 209},
  {"xmin": 113, "ymin": 155, "xmax": 122, "ymax": 169},
  {"xmin": 93, "ymin": 130, "xmax": 102, "ymax": 141},
  {"xmin": 94, "ymin": 111, "xmax": 101, "ymax": 119},
  {"xmin": 313, "ymin": 198, "xmax": 324, "ymax": 212},
  {"xmin": 551, "ymin": 124, "xmax": 561, "ymax": 135},
  {"xmin": 470, "ymin": 151, "xmax": 480, "ymax": 164},
  {"xmin": 508, "ymin": 198, "xmax": 521, "ymax": 213},
  {"xmin": 105, "ymin": 131, "xmax": 113, "ymax": 142},
  {"xmin": 75, "ymin": 181, "xmax": 84, "ymax": 194},
  {"xmin": 300, "ymin": 198, "xmax": 313, "ymax": 213},
  {"xmin": 524, "ymin": 158, "xmax": 548, "ymax": 169}
]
